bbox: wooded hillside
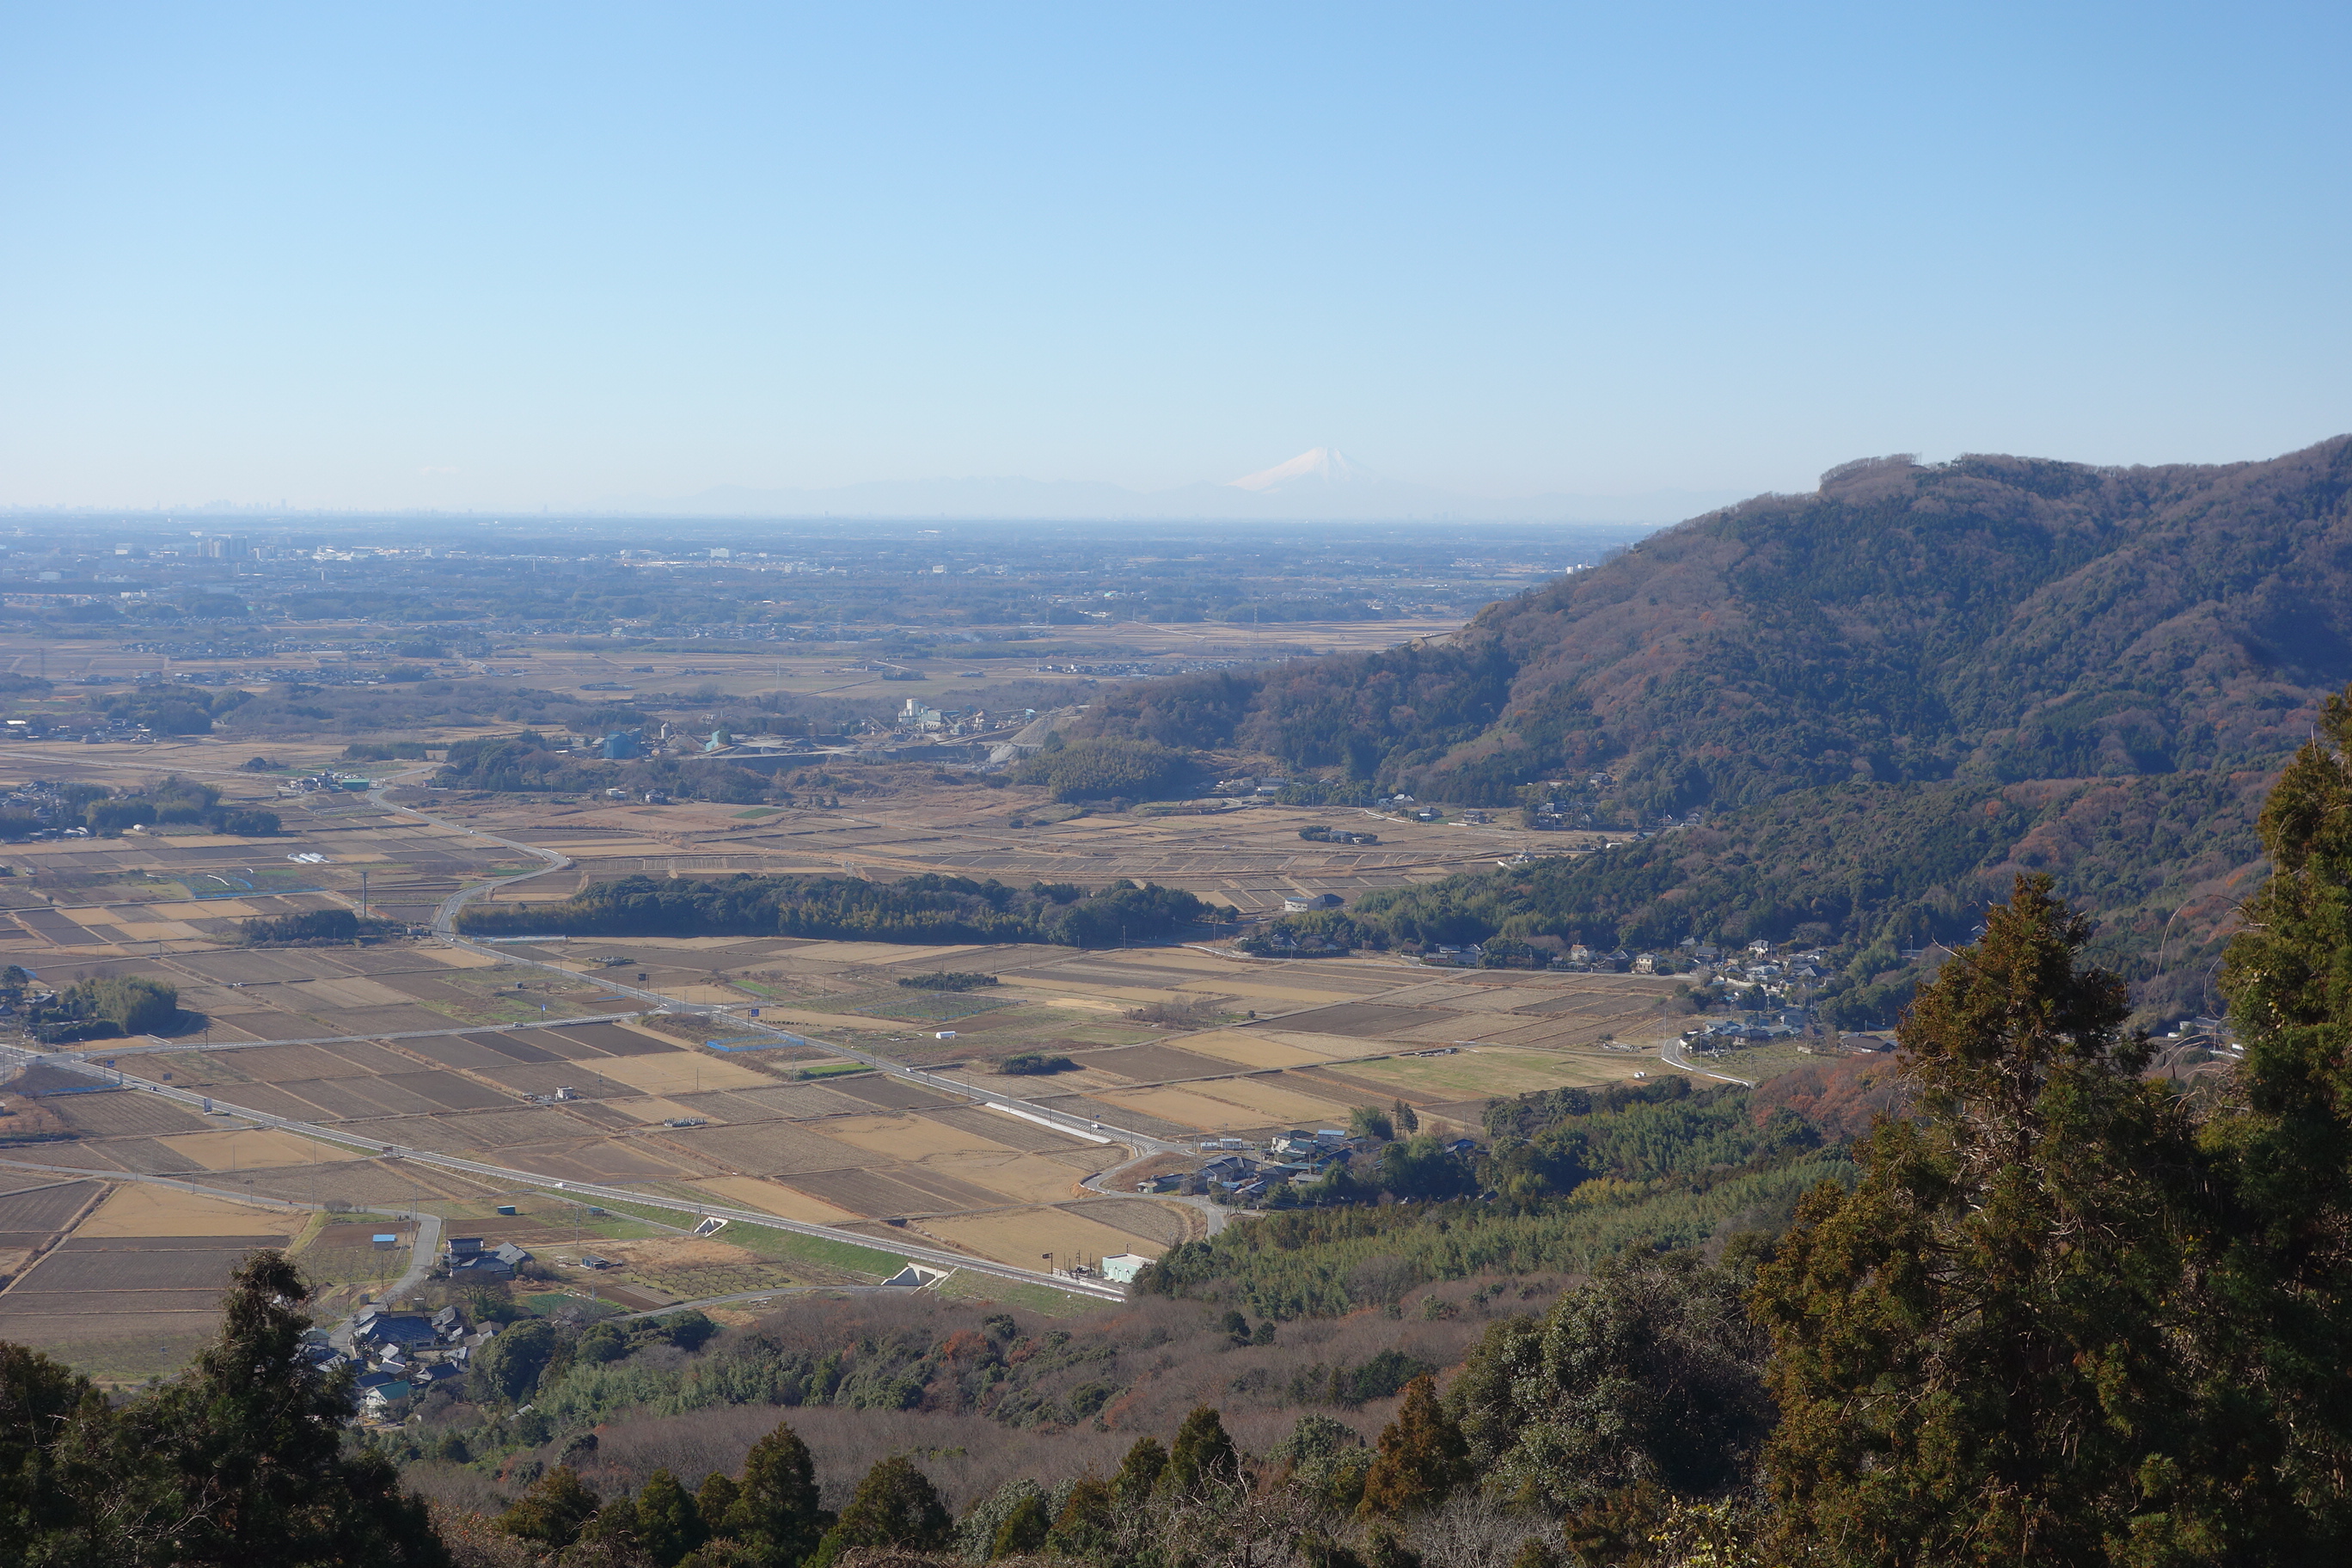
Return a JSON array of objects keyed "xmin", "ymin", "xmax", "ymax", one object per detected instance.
[{"xmin": 1085, "ymin": 438, "xmax": 2352, "ymax": 1018}]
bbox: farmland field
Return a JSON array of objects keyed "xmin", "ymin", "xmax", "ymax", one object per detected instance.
[
  {"xmin": 923, "ymin": 1204, "xmax": 1170, "ymax": 1271},
  {"xmin": 0, "ymin": 701, "xmax": 1685, "ymax": 1378}
]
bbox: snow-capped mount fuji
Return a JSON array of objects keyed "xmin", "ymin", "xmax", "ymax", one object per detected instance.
[{"xmin": 1227, "ymin": 446, "xmax": 1372, "ymax": 493}]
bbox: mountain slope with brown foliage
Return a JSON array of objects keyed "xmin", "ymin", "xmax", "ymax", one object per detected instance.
[{"xmin": 1087, "ymin": 438, "xmax": 2352, "ymax": 1019}]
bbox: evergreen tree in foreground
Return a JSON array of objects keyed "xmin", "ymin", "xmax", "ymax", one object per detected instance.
[
  {"xmin": 1159, "ymin": 1406, "xmax": 1241, "ymax": 1499},
  {"xmin": 1357, "ymin": 1374, "xmax": 1467, "ymax": 1518},
  {"xmin": 811, "ymin": 1454, "xmax": 951, "ymax": 1565},
  {"xmin": 721, "ymin": 1419, "xmax": 830, "ymax": 1567},
  {"xmin": 631, "ymin": 1467, "xmax": 704, "ymax": 1565},
  {"xmin": 499, "ymin": 1465, "xmax": 599, "ymax": 1550},
  {"xmin": 1755, "ymin": 875, "xmax": 2227, "ymax": 1565},
  {"xmin": 2214, "ymin": 684, "xmax": 2352, "ymax": 1550}
]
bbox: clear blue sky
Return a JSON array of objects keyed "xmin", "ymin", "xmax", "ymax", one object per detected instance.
[{"xmin": 3, "ymin": 3, "xmax": 2346, "ymax": 511}]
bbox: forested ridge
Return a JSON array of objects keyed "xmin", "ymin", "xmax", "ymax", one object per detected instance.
[
  {"xmin": 1087, "ymin": 439, "xmax": 2352, "ymax": 1017},
  {"xmin": 456, "ymin": 871, "xmax": 1230, "ymax": 947}
]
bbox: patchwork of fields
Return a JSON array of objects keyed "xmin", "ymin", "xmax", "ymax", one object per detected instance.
[
  {"xmin": 502, "ymin": 934, "xmax": 1684, "ymax": 1141},
  {"xmin": 0, "ymin": 729, "xmax": 1672, "ymax": 1381}
]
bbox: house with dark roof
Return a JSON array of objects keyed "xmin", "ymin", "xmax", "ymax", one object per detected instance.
[
  {"xmin": 353, "ymin": 1308, "xmax": 437, "ymax": 1351},
  {"xmin": 442, "ymin": 1236, "xmax": 531, "ymax": 1280}
]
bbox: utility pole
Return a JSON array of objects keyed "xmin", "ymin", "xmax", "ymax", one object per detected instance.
[{"xmin": 358, "ymin": 868, "xmax": 369, "ymax": 921}]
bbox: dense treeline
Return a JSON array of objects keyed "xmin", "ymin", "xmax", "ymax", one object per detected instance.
[
  {"xmin": 97, "ymin": 683, "xmax": 251, "ymax": 737},
  {"xmin": 26, "ymin": 974, "xmax": 180, "ymax": 1042},
  {"xmin": 433, "ymin": 732, "xmax": 795, "ymax": 805},
  {"xmin": 435, "ymin": 732, "xmax": 624, "ymax": 795},
  {"xmin": 457, "ymin": 872, "xmax": 1232, "ymax": 948},
  {"xmin": 1010, "ymin": 738, "xmax": 1198, "ymax": 801},
  {"xmin": 239, "ymin": 909, "xmax": 401, "ymax": 945},
  {"xmin": 74, "ymin": 774, "xmax": 282, "ymax": 838}
]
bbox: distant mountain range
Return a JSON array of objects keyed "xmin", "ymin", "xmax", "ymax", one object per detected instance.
[
  {"xmin": 616, "ymin": 448, "xmax": 1745, "ymax": 524},
  {"xmin": 1075, "ymin": 435, "xmax": 2352, "ymax": 1022}
]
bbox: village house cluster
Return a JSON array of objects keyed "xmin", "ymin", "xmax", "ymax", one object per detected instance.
[
  {"xmin": 314, "ymin": 1234, "xmax": 536, "ymax": 1420},
  {"xmin": 1133, "ymin": 1126, "xmax": 1484, "ymax": 1206}
]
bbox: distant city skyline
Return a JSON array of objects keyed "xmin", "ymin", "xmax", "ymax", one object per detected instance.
[{"xmin": 4, "ymin": 4, "xmax": 2347, "ymax": 512}]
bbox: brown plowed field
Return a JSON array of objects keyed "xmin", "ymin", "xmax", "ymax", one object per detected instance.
[
  {"xmin": 0, "ymin": 1312, "xmax": 221, "ymax": 1346},
  {"xmin": 0, "ymin": 1181, "xmax": 104, "ymax": 1233},
  {"xmin": 0, "ymin": 1172, "xmax": 74, "ymax": 1198},
  {"xmin": 204, "ymin": 1012, "xmax": 326, "ymax": 1042},
  {"xmin": 273, "ymin": 1080, "xmax": 394, "ymax": 1119},
  {"xmin": 380, "ymin": 1069, "xmax": 516, "ymax": 1111},
  {"xmin": 240, "ymin": 1161, "xmax": 493, "ymax": 1206},
  {"xmin": 1512, "ymin": 990, "xmax": 1639, "ymax": 1015},
  {"xmin": 314, "ymin": 1221, "xmax": 416, "ymax": 1248},
  {"xmin": 813, "ymin": 1075, "xmax": 958, "ymax": 1112},
  {"xmin": 1267, "ymin": 1003, "xmax": 1462, "ymax": 1038},
  {"xmin": 475, "ymin": 1064, "xmax": 627, "ymax": 1101},
  {"xmin": 1027, "ymin": 1093, "xmax": 1195, "ymax": 1141},
  {"xmin": 1290, "ymin": 1065, "xmax": 1452, "ymax": 1106},
  {"xmin": 556, "ymin": 1101, "xmax": 641, "ymax": 1132},
  {"xmin": 652, "ymin": 1089, "xmax": 777, "ymax": 1124},
  {"xmin": 11, "ymin": 1144, "xmax": 126, "ymax": 1173},
  {"xmin": 1479, "ymin": 1018, "xmax": 1621, "ymax": 1048},
  {"xmin": 93, "ymin": 1138, "xmax": 205, "ymax": 1175},
  {"xmin": 461, "ymin": 1030, "xmax": 562, "ymax": 1063},
  {"xmin": 227, "ymin": 1044, "xmax": 365, "ymax": 1081},
  {"xmin": 322, "ymin": 1040, "xmax": 440, "ymax": 1075},
  {"xmin": 780, "ymin": 1167, "xmax": 952, "ymax": 1218},
  {"xmin": 885, "ymin": 1167, "xmax": 1018, "ymax": 1212},
  {"xmin": 339, "ymin": 1078, "xmax": 451, "ymax": 1116},
  {"xmin": 922, "ymin": 1106, "xmax": 1099, "ymax": 1153},
  {"xmin": 395, "ymin": 1107, "xmax": 597, "ymax": 1152},
  {"xmin": 50, "ymin": 1093, "xmax": 211, "ymax": 1138},
  {"xmin": 550, "ymin": 1023, "xmax": 674, "ymax": 1056},
  {"xmin": 401, "ymin": 1035, "xmax": 524, "ymax": 1070},
  {"xmin": 1058, "ymin": 1197, "xmax": 1192, "ymax": 1246},
  {"xmin": 1064, "ymin": 1044, "xmax": 1235, "ymax": 1083},
  {"xmin": 14, "ymin": 1241, "xmax": 261, "ymax": 1293},
  {"xmin": 719, "ymin": 1084, "xmax": 876, "ymax": 1118},
  {"xmin": 512, "ymin": 1144, "xmax": 696, "ymax": 1184},
  {"xmin": 497, "ymin": 1030, "xmax": 613, "ymax": 1063},
  {"xmin": 193, "ymin": 1082, "xmax": 324, "ymax": 1119},
  {"xmin": 657, "ymin": 1122, "xmax": 867, "ymax": 1175}
]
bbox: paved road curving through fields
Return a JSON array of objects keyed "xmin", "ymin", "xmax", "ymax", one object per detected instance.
[
  {"xmin": 0, "ymin": 1038, "xmax": 1125, "ymax": 1302},
  {"xmin": 1658, "ymin": 1033, "xmax": 1755, "ymax": 1087}
]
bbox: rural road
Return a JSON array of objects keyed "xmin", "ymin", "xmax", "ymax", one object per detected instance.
[
  {"xmin": 1659, "ymin": 1034, "xmax": 1755, "ymax": 1087},
  {"xmin": 0, "ymin": 1038, "xmax": 1126, "ymax": 1302},
  {"xmin": 383, "ymin": 1210, "xmax": 444, "ymax": 1306}
]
